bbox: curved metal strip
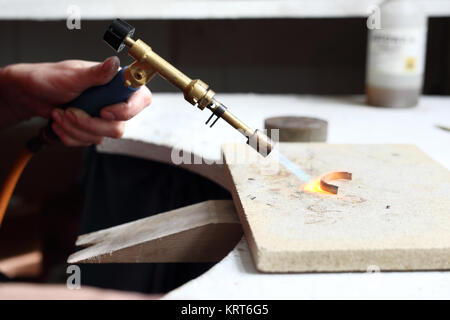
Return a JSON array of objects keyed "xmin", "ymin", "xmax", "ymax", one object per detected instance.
[{"xmin": 320, "ymin": 171, "xmax": 352, "ymax": 194}]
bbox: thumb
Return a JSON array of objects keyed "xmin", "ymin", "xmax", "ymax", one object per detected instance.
[{"xmin": 75, "ymin": 56, "xmax": 120, "ymax": 90}]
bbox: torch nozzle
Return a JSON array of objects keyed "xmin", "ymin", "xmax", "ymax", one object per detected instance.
[{"xmin": 206, "ymin": 99, "xmax": 274, "ymax": 157}]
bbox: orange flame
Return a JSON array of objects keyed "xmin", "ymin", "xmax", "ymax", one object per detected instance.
[{"xmin": 302, "ymin": 177, "xmax": 334, "ymax": 195}]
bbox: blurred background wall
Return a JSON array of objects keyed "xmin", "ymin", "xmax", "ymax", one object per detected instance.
[{"xmin": 0, "ymin": 18, "xmax": 449, "ymax": 95}]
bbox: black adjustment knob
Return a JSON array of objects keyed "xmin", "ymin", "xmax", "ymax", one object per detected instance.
[{"xmin": 103, "ymin": 19, "xmax": 135, "ymax": 52}]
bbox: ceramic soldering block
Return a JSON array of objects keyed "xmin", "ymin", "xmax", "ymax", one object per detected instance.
[{"xmin": 222, "ymin": 143, "xmax": 450, "ymax": 273}]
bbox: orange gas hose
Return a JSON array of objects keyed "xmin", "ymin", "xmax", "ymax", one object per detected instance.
[{"xmin": 0, "ymin": 148, "xmax": 33, "ymax": 227}]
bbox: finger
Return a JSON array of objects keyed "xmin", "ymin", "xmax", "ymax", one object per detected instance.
[
  {"xmin": 84, "ymin": 56, "xmax": 120, "ymax": 87},
  {"xmin": 65, "ymin": 107, "xmax": 126, "ymax": 139},
  {"xmin": 56, "ymin": 60, "xmax": 99, "ymax": 70},
  {"xmin": 51, "ymin": 109, "xmax": 104, "ymax": 145},
  {"xmin": 51, "ymin": 122, "xmax": 92, "ymax": 147},
  {"xmin": 100, "ymin": 86, "xmax": 152, "ymax": 121},
  {"xmin": 63, "ymin": 56, "xmax": 120, "ymax": 92}
]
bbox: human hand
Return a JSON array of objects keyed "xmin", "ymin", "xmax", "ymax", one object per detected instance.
[{"xmin": 0, "ymin": 57, "xmax": 152, "ymax": 146}]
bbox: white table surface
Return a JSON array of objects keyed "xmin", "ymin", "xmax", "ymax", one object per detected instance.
[{"xmin": 100, "ymin": 93, "xmax": 450, "ymax": 169}]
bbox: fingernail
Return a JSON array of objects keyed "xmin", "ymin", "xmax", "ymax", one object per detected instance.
[
  {"xmin": 101, "ymin": 56, "xmax": 120, "ymax": 74},
  {"xmin": 102, "ymin": 111, "xmax": 116, "ymax": 120},
  {"xmin": 52, "ymin": 109, "xmax": 63, "ymax": 123},
  {"xmin": 66, "ymin": 110, "xmax": 78, "ymax": 123}
]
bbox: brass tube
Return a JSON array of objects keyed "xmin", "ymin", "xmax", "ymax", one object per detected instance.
[
  {"xmin": 220, "ymin": 110, "xmax": 254, "ymax": 137},
  {"xmin": 142, "ymin": 50, "xmax": 192, "ymax": 90},
  {"xmin": 123, "ymin": 36, "xmax": 274, "ymax": 156},
  {"xmin": 124, "ymin": 36, "xmax": 135, "ymax": 47}
]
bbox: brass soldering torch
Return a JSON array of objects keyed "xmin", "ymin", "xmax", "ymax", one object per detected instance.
[{"xmin": 105, "ymin": 19, "xmax": 274, "ymax": 156}]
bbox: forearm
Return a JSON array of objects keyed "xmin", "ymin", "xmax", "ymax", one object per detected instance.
[{"xmin": 0, "ymin": 65, "xmax": 35, "ymax": 129}]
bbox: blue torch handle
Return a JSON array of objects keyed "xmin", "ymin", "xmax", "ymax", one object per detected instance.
[{"xmin": 62, "ymin": 68, "xmax": 138, "ymax": 117}]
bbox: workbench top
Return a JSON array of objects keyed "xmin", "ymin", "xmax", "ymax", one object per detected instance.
[
  {"xmin": 99, "ymin": 94, "xmax": 450, "ymax": 169},
  {"xmin": 97, "ymin": 94, "xmax": 450, "ymax": 299}
]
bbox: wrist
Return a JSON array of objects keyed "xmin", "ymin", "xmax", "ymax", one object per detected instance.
[{"xmin": 0, "ymin": 64, "xmax": 34, "ymax": 127}]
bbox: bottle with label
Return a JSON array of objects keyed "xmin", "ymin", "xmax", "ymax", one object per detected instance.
[{"xmin": 366, "ymin": 0, "xmax": 428, "ymax": 108}]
